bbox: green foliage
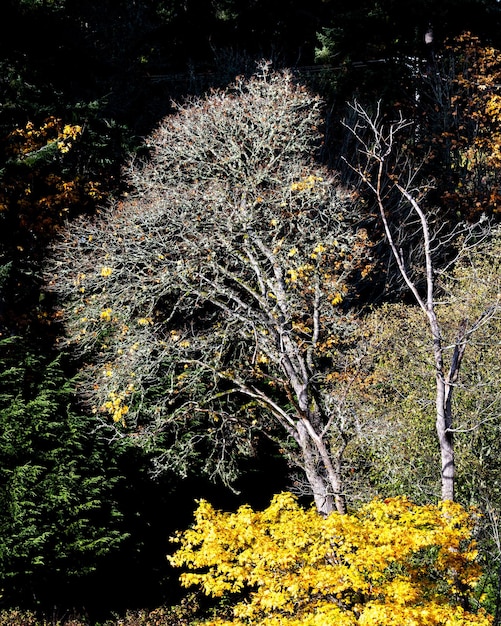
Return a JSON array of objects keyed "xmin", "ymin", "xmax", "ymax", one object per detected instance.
[
  {"xmin": 342, "ymin": 228, "xmax": 501, "ymax": 507},
  {"xmin": 0, "ymin": 336, "xmax": 126, "ymax": 605}
]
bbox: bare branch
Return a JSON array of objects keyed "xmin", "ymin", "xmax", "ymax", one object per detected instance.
[{"xmin": 46, "ymin": 69, "xmax": 370, "ymax": 515}]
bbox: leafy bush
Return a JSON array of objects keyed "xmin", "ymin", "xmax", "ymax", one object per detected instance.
[
  {"xmin": 0, "ymin": 609, "xmax": 88, "ymax": 626},
  {"xmin": 170, "ymin": 493, "xmax": 492, "ymax": 625}
]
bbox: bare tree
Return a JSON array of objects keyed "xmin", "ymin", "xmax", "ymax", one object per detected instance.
[
  {"xmin": 343, "ymin": 101, "xmax": 496, "ymax": 502},
  {"xmin": 46, "ymin": 66, "xmax": 371, "ymax": 515}
]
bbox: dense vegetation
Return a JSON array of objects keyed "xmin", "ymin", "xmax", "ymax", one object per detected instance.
[{"xmin": 2, "ymin": 0, "xmax": 501, "ymax": 623}]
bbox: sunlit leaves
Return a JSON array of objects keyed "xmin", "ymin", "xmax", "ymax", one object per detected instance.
[
  {"xmin": 100, "ymin": 266, "xmax": 113, "ymax": 277},
  {"xmin": 422, "ymin": 33, "xmax": 501, "ymax": 218},
  {"xmin": 0, "ymin": 116, "xmax": 102, "ymax": 239},
  {"xmin": 170, "ymin": 493, "xmax": 491, "ymax": 626}
]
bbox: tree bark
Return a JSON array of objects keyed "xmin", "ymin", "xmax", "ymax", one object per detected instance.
[
  {"xmin": 296, "ymin": 420, "xmax": 334, "ymax": 516},
  {"xmin": 296, "ymin": 419, "xmax": 347, "ymax": 516}
]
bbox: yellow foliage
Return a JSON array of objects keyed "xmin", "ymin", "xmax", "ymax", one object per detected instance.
[
  {"xmin": 310, "ymin": 242, "xmax": 326, "ymax": 259},
  {"xmin": 8, "ymin": 117, "xmax": 82, "ymax": 158},
  {"xmin": 439, "ymin": 33, "xmax": 501, "ymax": 216},
  {"xmin": 100, "ymin": 389, "xmax": 130, "ymax": 425},
  {"xmin": 100, "ymin": 308, "xmax": 113, "ymax": 321},
  {"xmin": 170, "ymin": 494, "xmax": 491, "ymax": 626},
  {"xmin": 286, "ymin": 263, "xmax": 315, "ymax": 284},
  {"xmin": 0, "ymin": 116, "xmax": 103, "ymax": 239},
  {"xmin": 100, "ymin": 266, "xmax": 114, "ymax": 277},
  {"xmin": 290, "ymin": 174, "xmax": 323, "ymax": 192}
]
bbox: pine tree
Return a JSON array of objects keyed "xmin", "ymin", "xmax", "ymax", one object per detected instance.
[{"xmin": 0, "ymin": 334, "xmax": 126, "ymax": 606}]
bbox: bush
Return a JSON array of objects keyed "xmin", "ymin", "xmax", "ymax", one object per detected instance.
[{"xmin": 170, "ymin": 493, "xmax": 492, "ymax": 625}]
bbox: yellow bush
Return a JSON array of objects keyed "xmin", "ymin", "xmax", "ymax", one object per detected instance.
[{"xmin": 170, "ymin": 494, "xmax": 491, "ymax": 626}]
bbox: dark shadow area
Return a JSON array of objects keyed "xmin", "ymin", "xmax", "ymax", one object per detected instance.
[{"xmin": 31, "ymin": 440, "xmax": 290, "ymax": 622}]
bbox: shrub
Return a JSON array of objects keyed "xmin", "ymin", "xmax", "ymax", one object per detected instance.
[{"xmin": 170, "ymin": 493, "xmax": 492, "ymax": 625}]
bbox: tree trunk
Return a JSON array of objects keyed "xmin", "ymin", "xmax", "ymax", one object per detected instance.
[
  {"xmin": 429, "ymin": 311, "xmax": 455, "ymax": 501},
  {"xmin": 279, "ymin": 325, "xmax": 348, "ymax": 515},
  {"xmin": 436, "ymin": 376, "xmax": 455, "ymax": 501},
  {"xmin": 296, "ymin": 419, "xmax": 347, "ymax": 516}
]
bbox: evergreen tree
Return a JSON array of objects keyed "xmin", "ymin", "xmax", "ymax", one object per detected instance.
[{"xmin": 0, "ymin": 334, "xmax": 126, "ymax": 607}]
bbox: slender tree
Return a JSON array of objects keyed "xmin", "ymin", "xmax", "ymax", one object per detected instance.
[{"xmin": 344, "ymin": 102, "xmax": 497, "ymax": 501}]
